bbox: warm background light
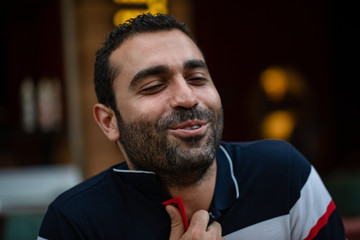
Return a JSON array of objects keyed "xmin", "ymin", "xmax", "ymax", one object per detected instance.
[
  {"xmin": 112, "ymin": 0, "xmax": 168, "ymax": 26},
  {"xmin": 261, "ymin": 110, "xmax": 295, "ymax": 140},
  {"xmin": 258, "ymin": 66, "xmax": 309, "ymax": 141},
  {"xmin": 260, "ymin": 66, "xmax": 289, "ymax": 102},
  {"xmin": 259, "ymin": 65, "xmax": 308, "ymax": 102},
  {"xmin": 113, "ymin": 0, "xmax": 147, "ymax": 3}
]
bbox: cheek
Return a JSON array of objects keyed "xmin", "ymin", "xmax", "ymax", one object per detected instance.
[
  {"xmin": 117, "ymin": 97, "xmax": 166, "ymax": 124},
  {"xmin": 199, "ymin": 88, "xmax": 222, "ymax": 111}
]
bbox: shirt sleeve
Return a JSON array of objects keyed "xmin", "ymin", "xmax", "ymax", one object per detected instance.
[
  {"xmin": 38, "ymin": 204, "xmax": 85, "ymax": 240},
  {"xmin": 288, "ymin": 146, "xmax": 346, "ymax": 239}
]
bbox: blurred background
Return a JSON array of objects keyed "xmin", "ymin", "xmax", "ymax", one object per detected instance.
[{"xmin": 0, "ymin": 0, "xmax": 359, "ymax": 239}]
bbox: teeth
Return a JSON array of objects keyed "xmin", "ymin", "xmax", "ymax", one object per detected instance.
[{"xmin": 183, "ymin": 125, "xmax": 200, "ymax": 130}]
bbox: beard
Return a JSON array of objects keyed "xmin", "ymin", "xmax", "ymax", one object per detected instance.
[{"xmin": 115, "ymin": 105, "xmax": 224, "ymax": 188}]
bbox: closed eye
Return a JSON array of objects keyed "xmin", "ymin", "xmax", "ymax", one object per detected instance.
[
  {"xmin": 188, "ymin": 77, "xmax": 208, "ymax": 86},
  {"xmin": 140, "ymin": 83, "xmax": 166, "ymax": 95}
]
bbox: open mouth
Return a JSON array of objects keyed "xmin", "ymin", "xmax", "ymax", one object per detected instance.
[
  {"xmin": 169, "ymin": 121, "xmax": 208, "ymax": 137},
  {"xmin": 182, "ymin": 125, "xmax": 201, "ymax": 130}
]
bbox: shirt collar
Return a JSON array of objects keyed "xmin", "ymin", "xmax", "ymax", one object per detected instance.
[
  {"xmin": 212, "ymin": 143, "xmax": 239, "ymax": 210},
  {"xmin": 112, "ymin": 163, "xmax": 170, "ymax": 203}
]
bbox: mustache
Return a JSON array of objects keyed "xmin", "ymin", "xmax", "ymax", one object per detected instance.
[{"xmin": 156, "ymin": 107, "xmax": 216, "ymax": 130}]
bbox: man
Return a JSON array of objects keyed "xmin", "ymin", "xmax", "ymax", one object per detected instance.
[{"xmin": 38, "ymin": 13, "xmax": 345, "ymax": 239}]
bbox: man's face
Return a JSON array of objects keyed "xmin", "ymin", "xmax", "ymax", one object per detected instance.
[{"xmin": 109, "ymin": 29, "xmax": 223, "ymax": 187}]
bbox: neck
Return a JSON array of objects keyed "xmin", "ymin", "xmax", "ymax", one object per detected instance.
[{"xmin": 165, "ymin": 161, "xmax": 217, "ymax": 221}]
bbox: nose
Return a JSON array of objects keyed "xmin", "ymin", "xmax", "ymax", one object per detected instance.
[{"xmin": 169, "ymin": 77, "xmax": 198, "ymax": 110}]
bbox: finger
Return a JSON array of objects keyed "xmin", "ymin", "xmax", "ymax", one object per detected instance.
[
  {"xmin": 206, "ymin": 221, "xmax": 223, "ymax": 239},
  {"xmin": 186, "ymin": 211, "xmax": 224, "ymax": 239},
  {"xmin": 188, "ymin": 210, "xmax": 210, "ymax": 231},
  {"xmin": 184, "ymin": 210, "xmax": 210, "ymax": 239},
  {"xmin": 166, "ymin": 205, "xmax": 186, "ymax": 240}
]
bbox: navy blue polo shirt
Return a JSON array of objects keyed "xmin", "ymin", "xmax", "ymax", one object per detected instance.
[{"xmin": 38, "ymin": 140, "xmax": 345, "ymax": 239}]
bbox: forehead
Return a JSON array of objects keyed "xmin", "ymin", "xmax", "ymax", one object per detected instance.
[{"xmin": 109, "ymin": 29, "xmax": 204, "ymax": 82}]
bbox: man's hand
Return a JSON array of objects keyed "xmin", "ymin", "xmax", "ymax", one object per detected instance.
[{"xmin": 165, "ymin": 205, "xmax": 224, "ymax": 240}]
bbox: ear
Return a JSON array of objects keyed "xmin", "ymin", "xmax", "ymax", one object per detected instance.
[{"xmin": 93, "ymin": 103, "xmax": 120, "ymax": 142}]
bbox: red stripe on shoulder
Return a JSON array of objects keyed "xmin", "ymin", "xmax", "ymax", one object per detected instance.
[{"xmin": 303, "ymin": 200, "xmax": 336, "ymax": 240}]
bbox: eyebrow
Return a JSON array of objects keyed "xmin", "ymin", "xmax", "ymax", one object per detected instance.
[
  {"xmin": 129, "ymin": 59, "xmax": 208, "ymax": 89},
  {"xmin": 130, "ymin": 65, "xmax": 169, "ymax": 89},
  {"xmin": 183, "ymin": 59, "xmax": 208, "ymax": 71}
]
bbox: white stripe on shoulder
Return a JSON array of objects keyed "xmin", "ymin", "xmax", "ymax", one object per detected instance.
[
  {"xmin": 290, "ymin": 166, "xmax": 332, "ymax": 240},
  {"xmin": 37, "ymin": 237, "xmax": 48, "ymax": 240},
  {"xmin": 219, "ymin": 145, "xmax": 240, "ymax": 198},
  {"xmin": 224, "ymin": 214, "xmax": 290, "ymax": 240},
  {"xmin": 112, "ymin": 168, "xmax": 155, "ymax": 174}
]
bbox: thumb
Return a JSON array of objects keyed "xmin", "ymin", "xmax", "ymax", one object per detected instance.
[{"xmin": 166, "ymin": 205, "xmax": 186, "ymax": 240}]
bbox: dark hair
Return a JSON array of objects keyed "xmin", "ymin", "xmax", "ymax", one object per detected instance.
[{"xmin": 94, "ymin": 13, "xmax": 194, "ymax": 111}]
